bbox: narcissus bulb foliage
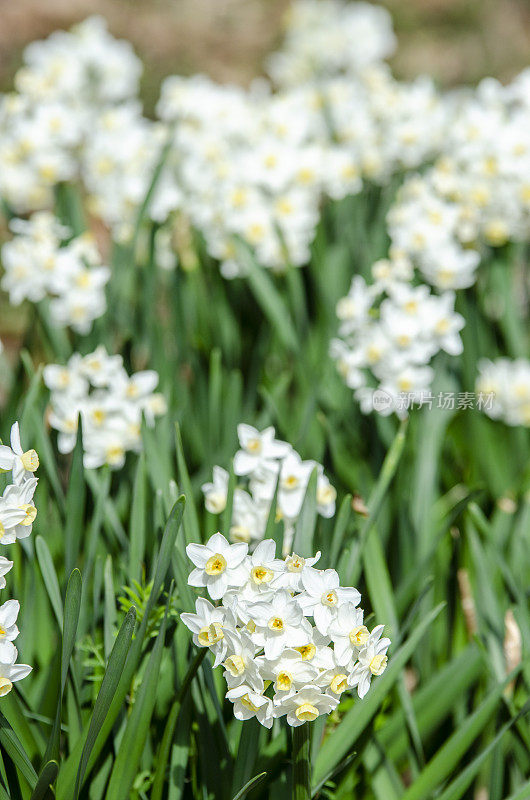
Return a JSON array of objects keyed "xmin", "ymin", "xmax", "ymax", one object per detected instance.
[
  {"xmin": 181, "ymin": 534, "xmax": 390, "ymax": 728},
  {"xmin": 0, "ymin": 422, "xmax": 36, "ymax": 694}
]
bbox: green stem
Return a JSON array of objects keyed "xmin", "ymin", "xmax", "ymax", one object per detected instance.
[{"xmin": 292, "ymin": 722, "xmax": 312, "ymax": 800}]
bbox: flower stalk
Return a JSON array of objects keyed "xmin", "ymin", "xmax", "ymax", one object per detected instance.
[{"xmin": 292, "ymin": 722, "xmax": 312, "ymax": 800}]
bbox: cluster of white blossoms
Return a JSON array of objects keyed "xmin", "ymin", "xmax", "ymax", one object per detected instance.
[
  {"xmin": 331, "ymin": 271, "xmax": 465, "ymax": 414},
  {"xmin": 0, "ymin": 3, "xmax": 452, "ymax": 284},
  {"xmin": 43, "ymin": 346, "xmax": 167, "ymax": 469},
  {"xmin": 476, "ymin": 359, "xmax": 530, "ymax": 427},
  {"xmin": 202, "ymin": 425, "xmax": 336, "ymax": 553},
  {"xmin": 0, "ymin": 423, "xmax": 37, "ymax": 695},
  {"xmin": 386, "ymin": 75, "xmax": 530, "ymax": 293},
  {"xmin": 1, "ymin": 213, "xmax": 110, "ymax": 334},
  {"xmin": 332, "ymin": 69, "xmax": 530, "ymax": 415},
  {"xmin": 182, "ymin": 533, "xmax": 390, "ymax": 728},
  {"xmin": 0, "ymin": 16, "xmax": 142, "ymax": 213},
  {"xmin": 265, "ymin": 0, "xmax": 396, "ymax": 86}
]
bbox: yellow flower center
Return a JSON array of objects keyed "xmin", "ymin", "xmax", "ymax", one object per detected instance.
[
  {"xmin": 322, "ymin": 590, "xmax": 338, "ymax": 607},
  {"xmin": 241, "ymin": 694, "xmax": 259, "ymax": 713},
  {"xmin": 276, "ymin": 671, "xmax": 293, "ymax": 691},
  {"xmin": 197, "ymin": 622, "xmax": 224, "ymax": 647},
  {"xmin": 268, "ymin": 616, "xmax": 284, "ymax": 632},
  {"xmin": 92, "ymin": 409, "xmax": 106, "ymax": 426},
  {"xmin": 0, "ymin": 678, "xmax": 12, "ymax": 697},
  {"xmin": 282, "ymin": 475, "xmax": 299, "ymax": 490},
  {"xmin": 205, "ymin": 554, "xmax": 227, "ymax": 576},
  {"xmin": 106, "ymin": 445, "xmax": 125, "ymax": 465},
  {"xmin": 224, "ymin": 654, "xmax": 245, "ymax": 677},
  {"xmin": 251, "ymin": 566, "xmax": 273, "ymax": 585},
  {"xmin": 21, "ymin": 450, "xmax": 39, "ymax": 472},
  {"xmin": 369, "ymin": 654, "xmax": 388, "ymax": 676},
  {"xmin": 349, "ymin": 626, "xmax": 369, "ymax": 647},
  {"xmin": 286, "ymin": 554, "xmax": 304, "ymax": 572},
  {"xmin": 0, "ymin": 627, "xmax": 5, "ymax": 637},
  {"xmin": 295, "ymin": 703, "xmax": 319, "ymax": 722},
  {"xmin": 246, "ymin": 437, "xmax": 262, "ymax": 453},
  {"xmin": 317, "ymin": 485, "xmax": 337, "ymax": 506},
  {"xmin": 295, "ymin": 644, "xmax": 316, "ymax": 661},
  {"xmin": 330, "ymin": 674, "xmax": 348, "ymax": 694},
  {"xmin": 230, "ymin": 525, "xmax": 251, "ymax": 543},
  {"xmin": 19, "ymin": 505, "xmax": 37, "ymax": 526}
]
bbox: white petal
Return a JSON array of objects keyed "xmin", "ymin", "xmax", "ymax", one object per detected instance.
[{"xmin": 186, "ymin": 543, "xmax": 209, "ymax": 568}]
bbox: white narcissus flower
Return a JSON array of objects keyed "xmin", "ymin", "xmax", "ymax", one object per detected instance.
[
  {"xmin": 274, "ymin": 551, "xmax": 321, "ymax": 592},
  {"xmin": 201, "ymin": 466, "xmax": 229, "ymax": 514},
  {"xmin": 0, "ymin": 479, "xmax": 39, "ymax": 544},
  {"xmin": 348, "ymin": 625, "xmax": 391, "ymax": 698},
  {"xmin": 257, "ymin": 648, "xmax": 318, "ymax": 694},
  {"xmin": 249, "ymin": 590, "xmax": 309, "ymax": 659},
  {"xmin": 274, "ymin": 685, "xmax": 338, "ymax": 726},
  {"xmin": 0, "ymin": 423, "xmax": 39, "ymax": 485},
  {"xmin": 180, "ymin": 597, "xmax": 236, "ymax": 667},
  {"xmin": 186, "ymin": 532, "xmax": 248, "ymax": 600},
  {"xmin": 0, "ymin": 648, "xmax": 32, "ymax": 697},
  {"xmin": 244, "ymin": 539, "xmax": 283, "ymax": 591},
  {"xmin": 328, "ymin": 602, "xmax": 369, "ymax": 666},
  {"xmin": 234, "ymin": 424, "xmax": 291, "ymax": 476},
  {"xmin": 226, "ymin": 684, "xmax": 275, "ymax": 728},
  {"xmin": 0, "ymin": 600, "xmax": 20, "ymax": 660},
  {"xmin": 298, "ymin": 568, "xmax": 361, "ymax": 634},
  {"xmin": 222, "ymin": 630, "xmax": 263, "ymax": 691}
]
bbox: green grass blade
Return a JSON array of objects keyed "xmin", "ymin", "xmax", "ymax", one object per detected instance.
[
  {"xmin": 293, "ymin": 467, "xmax": 318, "ymax": 558},
  {"xmin": 105, "ymin": 600, "xmax": 170, "ymax": 800},
  {"xmin": 73, "ymin": 607, "xmax": 136, "ymax": 799},
  {"xmin": 231, "ymin": 772, "xmax": 268, "ymax": 800},
  {"xmin": 35, "ymin": 536, "xmax": 63, "ymax": 630},
  {"xmin": 30, "ymin": 760, "xmax": 58, "ymax": 800}
]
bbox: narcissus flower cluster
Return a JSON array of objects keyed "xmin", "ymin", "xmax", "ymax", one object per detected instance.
[
  {"xmin": 331, "ymin": 274, "xmax": 464, "ymax": 415},
  {"xmin": 202, "ymin": 424, "xmax": 336, "ymax": 553},
  {"xmin": 182, "ymin": 533, "xmax": 390, "ymax": 728},
  {"xmin": 43, "ymin": 346, "xmax": 167, "ymax": 469},
  {"xmin": 0, "ymin": 422, "xmax": 37, "ymax": 694},
  {"xmin": 1, "ymin": 212, "xmax": 110, "ymax": 334}
]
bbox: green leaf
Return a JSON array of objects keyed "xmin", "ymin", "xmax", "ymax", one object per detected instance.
[
  {"xmin": 236, "ymin": 239, "xmax": 298, "ymax": 352},
  {"xmin": 0, "ymin": 711, "xmax": 38, "ymax": 790},
  {"xmin": 73, "ymin": 607, "xmax": 136, "ymax": 799},
  {"xmin": 401, "ymin": 675, "xmax": 518, "ymax": 800},
  {"xmin": 105, "ymin": 599, "xmax": 170, "ymax": 800},
  {"xmin": 58, "ymin": 498, "xmax": 184, "ymax": 800},
  {"xmin": 35, "ymin": 536, "xmax": 63, "ymax": 629},
  {"xmin": 30, "ymin": 760, "xmax": 58, "ymax": 800},
  {"xmin": 293, "ymin": 467, "xmax": 318, "ymax": 558},
  {"xmin": 151, "ymin": 648, "xmax": 207, "ymax": 800},
  {"xmin": 45, "ymin": 569, "xmax": 82, "ymax": 763},
  {"xmin": 231, "ymin": 772, "xmax": 268, "ymax": 800},
  {"xmin": 128, "ymin": 453, "xmax": 147, "ymax": 583},
  {"xmin": 435, "ymin": 702, "xmax": 530, "ymax": 800},
  {"xmin": 64, "ymin": 421, "xmax": 86, "ymax": 575}
]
